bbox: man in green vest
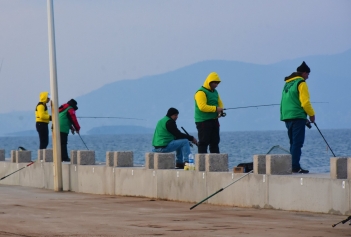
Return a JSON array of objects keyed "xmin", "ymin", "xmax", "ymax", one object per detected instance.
[
  {"xmin": 152, "ymin": 108, "xmax": 198, "ymax": 169},
  {"xmin": 280, "ymin": 61, "xmax": 315, "ymax": 174},
  {"xmin": 59, "ymin": 99, "xmax": 81, "ymax": 162},
  {"xmin": 194, "ymin": 72, "xmax": 224, "ymax": 153}
]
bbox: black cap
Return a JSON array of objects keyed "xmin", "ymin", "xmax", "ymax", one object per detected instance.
[
  {"xmin": 297, "ymin": 61, "xmax": 310, "ymax": 73},
  {"xmin": 67, "ymin": 99, "xmax": 78, "ymax": 110},
  {"xmin": 166, "ymin": 107, "xmax": 179, "ymax": 117}
]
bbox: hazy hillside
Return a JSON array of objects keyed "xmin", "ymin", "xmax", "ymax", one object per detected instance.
[{"xmin": 1, "ymin": 49, "xmax": 350, "ymax": 136}]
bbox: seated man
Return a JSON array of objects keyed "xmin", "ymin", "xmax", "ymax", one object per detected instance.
[{"xmin": 152, "ymin": 107, "xmax": 198, "ymax": 169}]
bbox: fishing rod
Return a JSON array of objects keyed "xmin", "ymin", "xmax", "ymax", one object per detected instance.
[
  {"xmin": 0, "ymin": 161, "xmax": 36, "ymax": 181},
  {"xmin": 332, "ymin": 216, "xmax": 351, "ymax": 227},
  {"xmin": 266, "ymin": 145, "xmax": 290, "ymax": 154},
  {"xmin": 189, "ymin": 144, "xmax": 291, "ymax": 210},
  {"xmin": 224, "ymin": 102, "xmax": 328, "ymax": 111},
  {"xmin": 78, "ymin": 116, "xmax": 145, "ymax": 121},
  {"xmin": 0, "ymin": 147, "xmax": 35, "ymax": 181},
  {"xmin": 78, "ymin": 133, "xmax": 89, "ymax": 150},
  {"xmin": 190, "ymin": 171, "xmax": 253, "ymax": 210},
  {"xmin": 313, "ymin": 122, "xmax": 336, "ymax": 157},
  {"xmin": 181, "ymin": 127, "xmax": 197, "ymax": 147}
]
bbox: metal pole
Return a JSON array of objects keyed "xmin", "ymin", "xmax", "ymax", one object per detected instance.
[{"xmin": 47, "ymin": 0, "xmax": 62, "ymax": 191}]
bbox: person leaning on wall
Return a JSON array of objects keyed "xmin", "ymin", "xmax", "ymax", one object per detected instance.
[{"xmin": 35, "ymin": 92, "xmax": 51, "ymax": 149}]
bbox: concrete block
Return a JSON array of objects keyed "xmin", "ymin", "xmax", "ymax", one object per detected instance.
[
  {"xmin": 154, "ymin": 153, "xmax": 175, "ymax": 169},
  {"xmin": 77, "ymin": 150, "xmax": 95, "ymax": 165},
  {"xmin": 205, "ymin": 154, "xmax": 228, "ymax": 172},
  {"xmin": 38, "ymin": 149, "xmax": 43, "ymax": 161},
  {"xmin": 115, "ymin": 168, "xmax": 156, "ymax": 198},
  {"xmin": 348, "ymin": 158, "xmax": 351, "ymax": 179},
  {"xmin": 16, "ymin": 151, "xmax": 31, "ymax": 163},
  {"xmin": 0, "ymin": 149, "xmax": 4, "ymax": 161},
  {"xmin": 70, "ymin": 150, "xmax": 78, "ymax": 165},
  {"xmin": 11, "ymin": 150, "xmax": 17, "ymax": 163},
  {"xmin": 156, "ymin": 169, "xmax": 207, "ymax": 202},
  {"xmin": 43, "ymin": 149, "xmax": 53, "ymax": 162},
  {"xmin": 266, "ymin": 154, "xmax": 291, "ymax": 175},
  {"xmin": 106, "ymin": 151, "xmax": 114, "ymax": 167},
  {"xmin": 145, "ymin": 152, "xmax": 154, "ymax": 169},
  {"xmin": 253, "ymin": 154, "xmax": 266, "ymax": 174},
  {"xmin": 114, "ymin": 151, "xmax": 133, "ymax": 167},
  {"xmin": 330, "ymin": 157, "xmax": 347, "ymax": 179},
  {"xmin": 78, "ymin": 165, "xmax": 114, "ymax": 195},
  {"xmin": 195, "ymin": 153, "xmax": 206, "ymax": 171}
]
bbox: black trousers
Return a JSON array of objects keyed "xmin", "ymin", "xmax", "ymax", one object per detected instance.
[
  {"xmin": 196, "ymin": 119, "xmax": 220, "ymax": 153},
  {"xmin": 36, "ymin": 122, "xmax": 49, "ymax": 149},
  {"xmin": 60, "ymin": 132, "xmax": 69, "ymax": 161}
]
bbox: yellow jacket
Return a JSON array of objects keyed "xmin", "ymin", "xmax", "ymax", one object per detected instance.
[
  {"xmin": 194, "ymin": 72, "xmax": 224, "ymax": 113},
  {"xmin": 35, "ymin": 92, "xmax": 51, "ymax": 123},
  {"xmin": 285, "ymin": 77, "xmax": 315, "ymax": 116}
]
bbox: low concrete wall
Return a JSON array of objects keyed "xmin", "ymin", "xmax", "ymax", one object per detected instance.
[{"xmin": 0, "ymin": 161, "xmax": 350, "ymax": 215}]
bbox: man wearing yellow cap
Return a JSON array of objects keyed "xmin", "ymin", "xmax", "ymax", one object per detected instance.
[{"xmin": 35, "ymin": 92, "xmax": 51, "ymax": 149}]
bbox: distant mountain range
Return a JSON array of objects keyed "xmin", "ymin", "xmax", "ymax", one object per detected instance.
[{"xmin": 1, "ymin": 49, "xmax": 350, "ymax": 136}]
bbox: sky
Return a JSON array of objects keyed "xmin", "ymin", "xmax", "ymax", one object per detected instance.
[{"xmin": 0, "ymin": 0, "xmax": 350, "ymax": 113}]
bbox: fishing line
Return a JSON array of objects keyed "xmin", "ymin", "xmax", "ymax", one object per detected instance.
[
  {"xmin": 78, "ymin": 116, "xmax": 145, "ymax": 120},
  {"xmin": 224, "ymin": 102, "xmax": 328, "ymax": 111}
]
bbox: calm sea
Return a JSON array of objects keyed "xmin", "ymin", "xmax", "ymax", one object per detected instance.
[{"xmin": 1, "ymin": 129, "xmax": 350, "ymax": 173}]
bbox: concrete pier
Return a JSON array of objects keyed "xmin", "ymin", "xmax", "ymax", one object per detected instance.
[
  {"xmin": 0, "ymin": 153, "xmax": 350, "ymax": 216},
  {"xmin": 1, "ymin": 184, "xmax": 349, "ymax": 237}
]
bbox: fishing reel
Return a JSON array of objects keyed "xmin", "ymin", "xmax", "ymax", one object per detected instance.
[
  {"xmin": 306, "ymin": 120, "xmax": 312, "ymax": 129},
  {"xmin": 220, "ymin": 111, "xmax": 226, "ymax": 117}
]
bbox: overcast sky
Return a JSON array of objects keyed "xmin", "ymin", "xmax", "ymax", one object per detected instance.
[{"xmin": 0, "ymin": 0, "xmax": 350, "ymax": 113}]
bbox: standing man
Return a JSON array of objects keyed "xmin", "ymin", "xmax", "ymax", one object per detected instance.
[
  {"xmin": 194, "ymin": 72, "xmax": 224, "ymax": 153},
  {"xmin": 35, "ymin": 92, "xmax": 51, "ymax": 149},
  {"xmin": 280, "ymin": 61, "xmax": 315, "ymax": 174},
  {"xmin": 152, "ymin": 108, "xmax": 198, "ymax": 169},
  {"xmin": 59, "ymin": 99, "xmax": 81, "ymax": 162}
]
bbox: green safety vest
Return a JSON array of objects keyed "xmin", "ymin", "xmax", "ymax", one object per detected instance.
[
  {"xmin": 152, "ymin": 116, "xmax": 175, "ymax": 147},
  {"xmin": 280, "ymin": 78, "xmax": 307, "ymax": 120},
  {"xmin": 59, "ymin": 106, "xmax": 73, "ymax": 133},
  {"xmin": 195, "ymin": 87, "xmax": 219, "ymax": 122}
]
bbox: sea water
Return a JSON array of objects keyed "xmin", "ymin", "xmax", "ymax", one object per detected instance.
[{"xmin": 1, "ymin": 129, "xmax": 350, "ymax": 173}]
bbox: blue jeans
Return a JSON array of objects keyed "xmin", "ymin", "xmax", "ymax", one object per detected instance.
[
  {"xmin": 285, "ymin": 119, "xmax": 306, "ymax": 170},
  {"xmin": 152, "ymin": 139, "xmax": 191, "ymax": 164}
]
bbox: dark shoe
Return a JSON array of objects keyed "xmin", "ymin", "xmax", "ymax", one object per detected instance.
[
  {"xmin": 176, "ymin": 162, "xmax": 185, "ymax": 169},
  {"xmin": 62, "ymin": 158, "xmax": 71, "ymax": 162},
  {"xmin": 292, "ymin": 168, "xmax": 309, "ymax": 174}
]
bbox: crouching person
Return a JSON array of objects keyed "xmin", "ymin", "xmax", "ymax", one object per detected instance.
[{"xmin": 152, "ymin": 108, "xmax": 198, "ymax": 169}]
